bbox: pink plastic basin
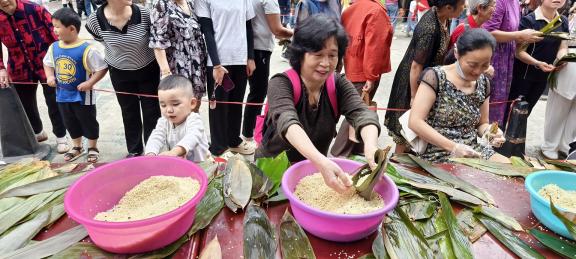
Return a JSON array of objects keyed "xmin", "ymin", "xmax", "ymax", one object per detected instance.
[
  {"xmin": 281, "ymin": 158, "xmax": 399, "ymax": 242},
  {"xmin": 64, "ymin": 156, "xmax": 208, "ymax": 253}
]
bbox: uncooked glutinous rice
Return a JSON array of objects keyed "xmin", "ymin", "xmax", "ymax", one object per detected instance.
[
  {"xmin": 294, "ymin": 173, "xmax": 384, "ymax": 214},
  {"xmin": 94, "ymin": 176, "xmax": 200, "ymax": 222},
  {"xmin": 538, "ymin": 184, "xmax": 576, "ymax": 213}
]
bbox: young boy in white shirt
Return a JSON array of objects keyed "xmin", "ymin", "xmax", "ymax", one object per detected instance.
[{"xmin": 145, "ymin": 75, "xmax": 210, "ymax": 162}]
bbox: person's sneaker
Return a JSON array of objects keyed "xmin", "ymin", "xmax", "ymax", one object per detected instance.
[
  {"xmin": 56, "ymin": 137, "xmax": 70, "ymax": 154},
  {"xmin": 540, "ymin": 149, "xmax": 558, "ymax": 160},
  {"xmin": 35, "ymin": 131, "xmax": 48, "ymax": 143},
  {"xmin": 229, "ymin": 141, "xmax": 255, "ymax": 155}
]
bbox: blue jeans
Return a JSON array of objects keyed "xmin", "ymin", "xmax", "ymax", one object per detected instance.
[
  {"xmin": 84, "ymin": 0, "xmax": 92, "ymax": 16},
  {"xmin": 386, "ymin": 3, "xmax": 398, "ymax": 34}
]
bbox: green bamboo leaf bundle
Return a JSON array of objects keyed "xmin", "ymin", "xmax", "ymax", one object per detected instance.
[
  {"xmin": 188, "ymin": 180, "xmax": 224, "ymax": 237},
  {"xmin": 551, "ymin": 201, "xmax": 576, "ymax": 240},
  {"xmin": 243, "ymin": 203, "xmax": 276, "ymax": 259},
  {"xmin": 0, "ymin": 225, "xmax": 87, "ymax": 259},
  {"xmin": 477, "ymin": 215, "xmax": 544, "ymax": 259},
  {"xmin": 519, "ymin": 15, "xmax": 561, "ymax": 52},
  {"xmin": 449, "ymin": 158, "xmax": 535, "ymax": 177},
  {"xmin": 0, "ymin": 172, "xmax": 85, "ymax": 198},
  {"xmin": 248, "ymin": 163, "xmax": 274, "ymax": 200},
  {"xmin": 0, "ymin": 210, "xmax": 49, "ymax": 253},
  {"xmin": 409, "ymin": 155, "xmax": 495, "ymax": 205},
  {"xmin": 0, "ymin": 161, "xmax": 49, "ymax": 193},
  {"xmin": 51, "ymin": 242, "xmax": 120, "ymax": 259},
  {"xmin": 510, "ymin": 156, "xmax": 532, "ymax": 168},
  {"xmin": 437, "ymin": 193, "xmax": 473, "ymax": 259},
  {"xmin": 457, "ymin": 209, "xmax": 487, "ymax": 242},
  {"xmin": 372, "ymin": 226, "xmax": 389, "ymax": 259},
  {"xmin": 548, "ymin": 53, "xmax": 576, "ymax": 90},
  {"xmin": 255, "ymin": 151, "xmax": 290, "ymax": 196},
  {"xmin": 382, "ymin": 210, "xmax": 434, "ymax": 259},
  {"xmin": 279, "ymin": 210, "xmax": 316, "ymax": 259},
  {"xmin": 473, "ymin": 206, "xmax": 524, "ymax": 231},
  {"xmin": 0, "ymin": 192, "xmax": 53, "ymax": 235},
  {"xmin": 223, "ymin": 156, "xmax": 252, "ymax": 212},
  {"xmin": 544, "ymin": 159, "xmax": 576, "ymax": 172},
  {"xmin": 400, "ymin": 200, "xmax": 437, "ymax": 221},
  {"xmin": 405, "ymin": 181, "xmax": 485, "ymax": 205},
  {"xmin": 529, "ymin": 229, "xmax": 576, "ymax": 258}
]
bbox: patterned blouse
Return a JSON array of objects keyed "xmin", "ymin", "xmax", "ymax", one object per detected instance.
[{"xmin": 150, "ymin": 0, "xmax": 207, "ymax": 97}]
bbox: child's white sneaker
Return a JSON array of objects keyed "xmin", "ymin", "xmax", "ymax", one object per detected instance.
[{"xmin": 56, "ymin": 137, "xmax": 70, "ymax": 154}]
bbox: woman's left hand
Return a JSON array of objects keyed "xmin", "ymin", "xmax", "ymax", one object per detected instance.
[
  {"xmin": 247, "ymin": 59, "xmax": 256, "ymax": 76},
  {"xmin": 364, "ymin": 144, "xmax": 379, "ymax": 170},
  {"xmin": 484, "ymin": 127, "xmax": 506, "ymax": 148}
]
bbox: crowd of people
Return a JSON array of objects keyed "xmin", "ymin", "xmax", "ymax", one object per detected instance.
[{"xmin": 1, "ymin": 0, "xmax": 576, "ymax": 191}]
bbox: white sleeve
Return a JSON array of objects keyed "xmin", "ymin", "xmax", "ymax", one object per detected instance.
[
  {"xmin": 264, "ymin": 0, "xmax": 280, "ymax": 14},
  {"xmin": 246, "ymin": 0, "xmax": 256, "ymax": 20},
  {"xmin": 145, "ymin": 117, "xmax": 169, "ymax": 155},
  {"xmin": 195, "ymin": 0, "xmax": 211, "ymax": 18},
  {"xmin": 85, "ymin": 46, "xmax": 108, "ymax": 72},
  {"xmin": 42, "ymin": 45, "xmax": 54, "ymax": 67},
  {"xmin": 175, "ymin": 114, "xmax": 208, "ymax": 154}
]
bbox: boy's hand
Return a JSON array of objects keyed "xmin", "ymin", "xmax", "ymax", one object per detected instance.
[
  {"xmin": 0, "ymin": 69, "xmax": 10, "ymax": 88},
  {"xmin": 77, "ymin": 82, "xmax": 94, "ymax": 92},
  {"xmin": 47, "ymin": 77, "xmax": 57, "ymax": 87}
]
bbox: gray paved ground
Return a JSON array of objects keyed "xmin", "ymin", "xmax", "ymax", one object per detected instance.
[{"xmin": 3, "ymin": 2, "xmax": 546, "ymax": 162}]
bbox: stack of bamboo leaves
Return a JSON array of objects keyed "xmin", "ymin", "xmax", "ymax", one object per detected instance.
[
  {"xmin": 548, "ymin": 53, "xmax": 576, "ymax": 90},
  {"xmin": 0, "ymin": 159, "xmax": 91, "ymax": 259}
]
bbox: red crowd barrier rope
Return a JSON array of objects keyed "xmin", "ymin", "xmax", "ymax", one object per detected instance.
[{"xmin": 4, "ymin": 81, "xmax": 517, "ymax": 112}]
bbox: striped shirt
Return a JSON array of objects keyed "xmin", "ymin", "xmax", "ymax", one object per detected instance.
[{"xmin": 85, "ymin": 4, "xmax": 155, "ymax": 70}]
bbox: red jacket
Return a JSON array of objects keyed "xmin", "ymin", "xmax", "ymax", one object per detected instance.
[{"xmin": 341, "ymin": 0, "xmax": 392, "ymax": 83}]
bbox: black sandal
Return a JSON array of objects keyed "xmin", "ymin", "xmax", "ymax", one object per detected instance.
[
  {"xmin": 87, "ymin": 147, "xmax": 100, "ymax": 163},
  {"xmin": 64, "ymin": 147, "xmax": 84, "ymax": 162}
]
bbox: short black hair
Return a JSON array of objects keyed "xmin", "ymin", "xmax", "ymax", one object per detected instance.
[
  {"xmin": 287, "ymin": 14, "xmax": 348, "ymax": 72},
  {"xmin": 429, "ymin": 0, "xmax": 465, "ymax": 9},
  {"xmin": 456, "ymin": 28, "xmax": 497, "ymax": 56},
  {"xmin": 158, "ymin": 75, "xmax": 194, "ymax": 97},
  {"xmin": 52, "ymin": 8, "xmax": 81, "ymax": 33}
]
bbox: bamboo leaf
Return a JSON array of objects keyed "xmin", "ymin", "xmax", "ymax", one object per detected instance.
[
  {"xmin": 406, "ymin": 181, "xmax": 485, "ymax": 205},
  {"xmin": 396, "ymin": 207, "xmax": 430, "ymax": 247},
  {"xmin": 264, "ymin": 188, "xmax": 287, "ymax": 204},
  {"xmin": 0, "ymin": 225, "xmax": 87, "ymax": 259},
  {"xmin": 279, "ymin": 210, "xmax": 316, "ymax": 259},
  {"xmin": 188, "ymin": 180, "xmax": 224, "ymax": 237},
  {"xmin": 457, "ymin": 209, "xmax": 486, "ymax": 242},
  {"xmin": 391, "ymin": 154, "xmax": 420, "ymax": 168},
  {"xmin": 243, "ymin": 203, "xmax": 276, "ymax": 259},
  {"xmin": 223, "ymin": 157, "xmax": 252, "ymax": 212},
  {"xmin": 353, "ymin": 147, "xmax": 392, "ymax": 200},
  {"xmin": 397, "ymin": 186, "xmax": 425, "ymax": 199},
  {"xmin": 128, "ymin": 235, "xmax": 188, "ymax": 259},
  {"xmin": 22, "ymin": 192, "xmax": 65, "ymax": 224},
  {"xmin": 544, "ymin": 160, "xmax": 576, "ymax": 172},
  {"xmin": 372, "ymin": 226, "xmax": 389, "ymax": 259},
  {"xmin": 473, "ymin": 206, "xmax": 523, "ymax": 231},
  {"xmin": 0, "ymin": 210, "xmax": 50, "ymax": 252},
  {"xmin": 438, "ymin": 192, "xmax": 473, "ymax": 259},
  {"xmin": 52, "ymin": 163, "xmax": 79, "ymax": 174},
  {"xmin": 400, "ymin": 200, "xmax": 437, "ymax": 221},
  {"xmin": 0, "ymin": 172, "xmax": 85, "ymax": 198},
  {"xmin": 394, "ymin": 165, "xmax": 447, "ymax": 186},
  {"xmin": 51, "ymin": 242, "xmax": 121, "ymax": 259},
  {"xmin": 0, "ymin": 162, "xmax": 47, "ymax": 193},
  {"xmin": 248, "ymin": 163, "xmax": 274, "ymax": 200},
  {"xmin": 382, "ymin": 211, "xmax": 434, "ymax": 259},
  {"xmin": 551, "ymin": 201, "xmax": 576, "ymax": 240},
  {"xmin": 529, "ymin": 229, "xmax": 576, "ymax": 258},
  {"xmin": 510, "ymin": 156, "xmax": 532, "ymax": 168},
  {"xmin": 0, "ymin": 192, "xmax": 53, "ymax": 235},
  {"xmin": 255, "ymin": 151, "xmax": 290, "ymax": 196},
  {"xmin": 449, "ymin": 158, "xmax": 534, "ymax": 177},
  {"xmin": 358, "ymin": 254, "xmax": 377, "ymax": 259},
  {"xmin": 410, "ymin": 155, "xmax": 495, "ymax": 205},
  {"xmin": 199, "ymin": 236, "xmax": 222, "ymax": 259},
  {"xmin": 477, "ymin": 215, "xmax": 544, "ymax": 259}
]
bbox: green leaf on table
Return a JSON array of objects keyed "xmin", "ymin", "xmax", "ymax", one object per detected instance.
[
  {"xmin": 456, "ymin": 209, "xmax": 486, "ymax": 243},
  {"xmin": 279, "ymin": 210, "xmax": 315, "ymax": 259},
  {"xmin": 0, "ymin": 192, "xmax": 53, "ymax": 235},
  {"xmin": 510, "ymin": 156, "xmax": 533, "ymax": 168},
  {"xmin": 264, "ymin": 188, "xmax": 287, "ymax": 204},
  {"xmin": 223, "ymin": 156, "xmax": 252, "ymax": 212},
  {"xmin": 544, "ymin": 160, "xmax": 576, "ymax": 172},
  {"xmin": 438, "ymin": 192, "xmax": 473, "ymax": 259},
  {"xmin": 410, "ymin": 155, "xmax": 495, "ymax": 205},
  {"xmin": 394, "ymin": 166, "xmax": 447, "ymax": 186},
  {"xmin": 255, "ymin": 151, "xmax": 290, "ymax": 196},
  {"xmin": 128, "ymin": 235, "xmax": 189, "ymax": 259},
  {"xmin": 0, "ymin": 225, "xmax": 88, "ymax": 259},
  {"xmin": 405, "ymin": 181, "xmax": 485, "ymax": 205},
  {"xmin": 477, "ymin": 215, "xmax": 544, "ymax": 259},
  {"xmin": 52, "ymin": 242, "xmax": 121, "ymax": 259},
  {"xmin": 398, "ymin": 186, "xmax": 425, "ymax": 199},
  {"xmin": 473, "ymin": 206, "xmax": 523, "ymax": 231},
  {"xmin": 243, "ymin": 203, "xmax": 276, "ymax": 259},
  {"xmin": 0, "ymin": 172, "xmax": 84, "ymax": 198},
  {"xmin": 449, "ymin": 158, "xmax": 535, "ymax": 177},
  {"xmin": 551, "ymin": 201, "xmax": 576, "ymax": 240},
  {"xmin": 372, "ymin": 226, "xmax": 389, "ymax": 259},
  {"xmin": 0, "ymin": 210, "xmax": 49, "ymax": 253},
  {"xmin": 188, "ymin": 179, "xmax": 224, "ymax": 237},
  {"xmin": 248, "ymin": 163, "xmax": 274, "ymax": 200},
  {"xmin": 391, "ymin": 154, "xmax": 420, "ymax": 168},
  {"xmin": 529, "ymin": 229, "xmax": 576, "ymax": 258},
  {"xmin": 382, "ymin": 210, "xmax": 434, "ymax": 259},
  {"xmin": 400, "ymin": 200, "xmax": 437, "ymax": 221}
]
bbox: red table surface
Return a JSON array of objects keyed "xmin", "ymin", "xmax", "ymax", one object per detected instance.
[
  {"xmin": 200, "ymin": 164, "xmax": 564, "ymax": 259},
  {"xmin": 32, "ymin": 163, "xmax": 200, "ymax": 259}
]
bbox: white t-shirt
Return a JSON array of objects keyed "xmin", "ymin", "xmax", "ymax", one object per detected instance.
[
  {"xmin": 195, "ymin": 0, "xmax": 256, "ymax": 66},
  {"xmin": 251, "ymin": 0, "xmax": 280, "ymax": 52}
]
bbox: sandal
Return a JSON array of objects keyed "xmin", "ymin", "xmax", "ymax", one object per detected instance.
[
  {"xmin": 56, "ymin": 138, "xmax": 70, "ymax": 154},
  {"xmin": 64, "ymin": 147, "xmax": 84, "ymax": 162},
  {"xmin": 87, "ymin": 147, "xmax": 100, "ymax": 163}
]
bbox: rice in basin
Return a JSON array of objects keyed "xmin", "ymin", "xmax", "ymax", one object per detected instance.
[
  {"xmin": 95, "ymin": 176, "xmax": 200, "ymax": 222},
  {"xmin": 294, "ymin": 173, "xmax": 385, "ymax": 214},
  {"xmin": 538, "ymin": 184, "xmax": 576, "ymax": 213}
]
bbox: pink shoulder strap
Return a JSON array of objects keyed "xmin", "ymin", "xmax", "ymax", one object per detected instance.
[{"xmin": 284, "ymin": 68, "xmax": 339, "ymax": 117}]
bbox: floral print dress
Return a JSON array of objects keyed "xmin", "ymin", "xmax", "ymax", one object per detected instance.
[
  {"xmin": 150, "ymin": 0, "xmax": 207, "ymax": 97},
  {"xmin": 419, "ymin": 67, "xmax": 495, "ymax": 163}
]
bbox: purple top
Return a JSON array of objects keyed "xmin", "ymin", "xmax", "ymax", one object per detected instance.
[{"xmin": 482, "ymin": 0, "xmax": 520, "ymax": 125}]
